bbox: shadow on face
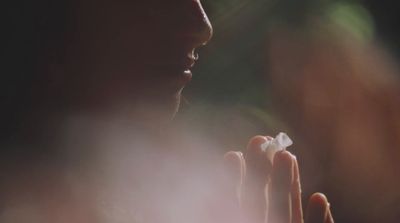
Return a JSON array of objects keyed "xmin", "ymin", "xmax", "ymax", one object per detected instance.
[{"xmin": 3, "ymin": 0, "xmax": 213, "ymax": 135}]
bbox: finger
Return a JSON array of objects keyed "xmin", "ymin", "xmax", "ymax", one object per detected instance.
[
  {"xmin": 325, "ymin": 205, "xmax": 334, "ymax": 223},
  {"xmin": 291, "ymin": 156, "xmax": 303, "ymax": 223},
  {"xmin": 305, "ymin": 193, "xmax": 330, "ymax": 223},
  {"xmin": 213, "ymin": 151, "xmax": 244, "ymax": 223},
  {"xmin": 242, "ymin": 135, "xmax": 272, "ymax": 223},
  {"xmin": 267, "ymin": 150, "xmax": 294, "ymax": 223},
  {"xmin": 223, "ymin": 151, "xmax": 245, "ymax": 199}
]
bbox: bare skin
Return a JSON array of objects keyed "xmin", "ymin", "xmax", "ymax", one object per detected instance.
[{"xmin": 224, "ymin": 136, "xmax": 334, "ymax": 223}]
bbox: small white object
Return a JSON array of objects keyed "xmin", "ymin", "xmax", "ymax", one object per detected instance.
[{"xmin": 260, "ymin": 132, "xmax": 293, "ymax": 153}]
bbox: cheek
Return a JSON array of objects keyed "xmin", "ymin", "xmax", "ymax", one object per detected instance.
[
  {"xmin": 85, "ymin": 76, "xmax": 183, "ymax": 119},
  {"xmin": 68, "ymin": 1, "xmax": 185, "ymax": 119}
]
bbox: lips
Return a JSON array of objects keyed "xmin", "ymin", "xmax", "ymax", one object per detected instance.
[
  {"xmin": 150, "ymin": 49, "xmax": 198, "ymax": 76},
  {"xmin": 177, "ymin": 52, "xmax": 197, "ymax": 85},
  {"xmin": 138, "ymin": 48, "xmax": 199, "ymax": 93},
  {"xmin": 170, "ymin": 50, "xmax": 198, "ymax": 71}
]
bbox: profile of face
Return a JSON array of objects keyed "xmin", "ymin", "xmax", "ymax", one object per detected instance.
[{"xmin": 46, "ymin": 0, "xmax": 212, "ymax": 126}]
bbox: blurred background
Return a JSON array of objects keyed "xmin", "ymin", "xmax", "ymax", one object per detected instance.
[{"xmin": 174, "ymin": 0, "xmax": 400, "ymax": 222}]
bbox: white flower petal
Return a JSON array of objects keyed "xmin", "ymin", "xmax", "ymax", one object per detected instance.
[
  {"xmin": 260, "ymin": 132, "xmax": 293, "ymax": 153},
  {"xmin": 275, "ymin": 132, "xmax": 293, "ymax": 148}
]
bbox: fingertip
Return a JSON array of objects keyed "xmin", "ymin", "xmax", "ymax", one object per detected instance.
[
  {"xmin": 245, "ymin": 136, "xmax": 272, "ymax": 171},
  {"xmin": 245, "ymin": 136, "xmax": 272, "ymax": 175},
  {"xmin": 223, "ymin": 151, "xmax": 243, "ymax": 172},
  {"xmin": 224, "ymin": 151, "xmax": 243, "ymax": 163},
  {"xmin": 310, "ymin": 193, "xmax": 334, "ymax": 223},
  {"xmin": 246, "ymin": 135, "xmax": 268, "ymax": 154},
  {"xmin": 306, "ymin": 193, "xmax": 330, "ymax": 223},
  {"xmin": 273, "ymin": 150, "xmax": 295, "ymax": 167},
  {"xmin": 309, "ymin": 193, "xmax": 328, "ymax": 206}
]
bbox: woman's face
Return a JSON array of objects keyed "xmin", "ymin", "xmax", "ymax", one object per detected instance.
[{"xmin": 59, "ymin": 0, "xmax": 212, "ymax": 124}]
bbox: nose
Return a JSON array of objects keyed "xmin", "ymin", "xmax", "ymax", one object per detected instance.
[{"xmin": 187, "ymin": 0, "xmax": 213, "ymax": 47}]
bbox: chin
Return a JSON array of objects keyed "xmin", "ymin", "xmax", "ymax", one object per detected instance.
[
  {"xmin": 125, "ymin": 88, "xmax": 183, "ymax": 130},
  {"xmin": 171, "ymin": 91, "xmax": 183, "ymax": 118},
  {"xmin": 159, "ymin": 88, "xmax": 183, "ymax": 121}
]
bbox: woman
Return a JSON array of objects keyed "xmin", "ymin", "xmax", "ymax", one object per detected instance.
[{"xmin": 1, "ymin": 0, "xmax": 332, "ymax": 222}]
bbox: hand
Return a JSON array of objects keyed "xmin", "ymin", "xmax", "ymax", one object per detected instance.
[{"xmin": 223, "ymin": 135, "xmax": 334, "ymax": 223}]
